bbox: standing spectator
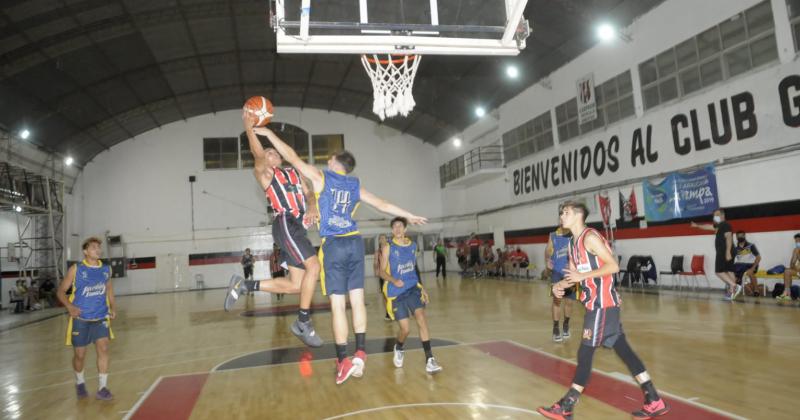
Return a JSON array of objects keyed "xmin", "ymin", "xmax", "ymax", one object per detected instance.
[
  {"xmin": 39, "ymin": 278, "xmax": 57, "ymax": 308},
  {"xmin": 269, "ymin": 244, "xmax": 285, "ymax": 301},
  {"xmin": 467, "ymin": 234, "xmax": 481, "ymax": 278},
  {"xmin": 241, "ymin": 248, "xmax": 255, "ymax": 281},
  {"xmin": 776, "ymin": 233, "xmax": 800, "ymax": 302},
  {"xmin": 690, "ymin": 209, "xmax": 743, "ymax": 301},
  {"xmin": 480, "ymin": 241, "xmax": 494, "ymax": 276},
  {"xmin": 492, "ymin": 248, "xmax": 507, "ymax": 277},
  {"xmin": 732, "ymin": 231, "xmax": 762, "ymax": 297},
  {"xmin": 456, "ymin": 241, "xmax": 468, "ymax": 273},
  {"xmin": 433, "ymin": 239, "xmax": 447, "ymax": 279}
]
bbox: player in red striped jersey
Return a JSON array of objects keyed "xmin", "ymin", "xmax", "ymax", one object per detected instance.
[
  {"xmin": 223, "ymin": 110, "xmax": 323, "ymax": 348},
  {"xmin": 538, "ymin": 201, "xmax": 668, "ymax": 420}
]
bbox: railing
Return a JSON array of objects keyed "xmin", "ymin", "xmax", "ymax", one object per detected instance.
[{"xmin": 439, "ymin": 144, "xmax": 504, "ymax": 187}]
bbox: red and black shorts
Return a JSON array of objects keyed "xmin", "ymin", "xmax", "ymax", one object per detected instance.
[
  {"xmin": 581, "ymin": 306, "xmax": 623, "ymax": 348},
  {"xmin": 272, "ymin": 213, "xmax": 316, "ymax": 269}
]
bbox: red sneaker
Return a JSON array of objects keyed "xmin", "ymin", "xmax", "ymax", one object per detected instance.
[
  {"xmin": 335, "ymin": 358, "xmax": 357, "ymax": 385},
  {"xmin": 537, "ymin": 401, "xmax": 573, "ymax": 420},
  {"xmin": 352, "ymin": 350, "xmax": 367, "ymax": 378},
  {"xmin": 631, "ymin": 398, "xmax": 670, "ymax": 419}
]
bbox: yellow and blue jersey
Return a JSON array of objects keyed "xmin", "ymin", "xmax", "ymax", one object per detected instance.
[
  {"xmin": 71, "ymin": 260, "xmax": 111, "ymax": 320},
  {"xmin": 551, "ymin": 232, "xmax": 571, "ymax": 276},
  {"xmin": 385, "ymin": 238, "xmax": 419, "ymax": 298},
  {"xmin": 317, "ymin": 170, "xmax": 361, "ymax": 238}
]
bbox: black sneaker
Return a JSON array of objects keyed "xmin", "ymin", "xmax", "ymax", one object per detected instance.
[
  {"xmin": 537, "ymin": 399, "xmax": 574, "ymax": 420},
  {"xmin": 562, "ymin": 324, "xmax": 570, "ymax": 338},
  {"xmin": 631, "ymin": 398, "xmax": 669, "ymax": 419},
  {"xmin": 553, "ymin": 328, "xmax": 563, "ymax": 343}
]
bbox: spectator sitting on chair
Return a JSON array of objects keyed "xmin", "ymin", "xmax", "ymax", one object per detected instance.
[
  {"xmin": 776, "ymin": 233, "xmax": 800, "ymax": 302},
  {"xmin": 732, "ymin": 231, "xmax": 762, "ymax": 297},
  {"xmin": 512, "ymin": 248, "xmax": 530, "ymax": 278}
]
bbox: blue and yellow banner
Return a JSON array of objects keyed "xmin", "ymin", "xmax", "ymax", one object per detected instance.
[{"xmin": 643, "ymin": 164, "xmax": 719, "ymax": 222}]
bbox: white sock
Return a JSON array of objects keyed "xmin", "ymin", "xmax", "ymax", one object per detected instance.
[
  {"xmin": 99, "ymin": 373, "xmax": 108, "ymax": 389},
  {"xmin": 75, "ymin": 370, "xmax": 85, "ymax": 385}
]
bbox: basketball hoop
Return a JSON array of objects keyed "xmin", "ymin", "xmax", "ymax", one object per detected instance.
[{"xmin": 360, "ymin": 54, "xmax": 421, "ymax": 121}]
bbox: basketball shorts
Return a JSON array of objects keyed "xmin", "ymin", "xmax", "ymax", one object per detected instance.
[
  {"xmin": 320, "ymin": 234, "xmax": 365, "ymax": 296},
  {"xmin": 550, "ymin": 271, "xmax": 577, "ymax": 299},
  {"xmin": 581, "ymin": 306, "xmax": 623, "ymax": 348},
  {"xmin": 714, "ymin": 253, "xmax": 735, "ymax": 273},
  {"xmin": 70, "ymin": 318, "xmax": 110, "ymax": 347},
  {"xmin": 389, "ymin": 286, "xmax": 425, "ymax": 321},
  {"xmin": 272, "ymin": 213, "xmax": 316, "ymax": 269}
]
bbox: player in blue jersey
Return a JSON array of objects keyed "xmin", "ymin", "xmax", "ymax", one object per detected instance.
[
  {"xmin": 255, "ymin": 126, "xmax": 427, "ymax": 385},
  {"xmin": 380, "ymin": 217, "xmax": 443, "ymax": 374},
  {"xmin": 545, "ymin": 225, "xmax": 574, "ymax": 342},
  {"xmin": 57, "ymin": 237, "xmax": 116, "ymax": 401}
]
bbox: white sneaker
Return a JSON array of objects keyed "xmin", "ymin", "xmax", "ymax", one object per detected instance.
[
  {"xmin": 425, "ymin": 357, "xmax": 443, "ymax": 374},
  {"xmin": 731, "ymin": 284, "xmax": 744, "ymax": 301},
  {"xmin": 393, "ymin": 345, "xmax": 404, "ymax": 368}
]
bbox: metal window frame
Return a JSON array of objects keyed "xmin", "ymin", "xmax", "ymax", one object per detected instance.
[{"xmin": 639, "ymin": 0, "xmax": 777, "ymax": 112}]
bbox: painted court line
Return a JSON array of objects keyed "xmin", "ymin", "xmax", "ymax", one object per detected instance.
[
  {"xmin": 322, "ymin": 402, "xmax": 541, "ymax": 419},
  {"xmin": 124, "ymin": 339, "xmax": 745, "ymax": 420},
  {"xmin": 492, "ymin": 340, "xmax": 746, "ymax": 420}
]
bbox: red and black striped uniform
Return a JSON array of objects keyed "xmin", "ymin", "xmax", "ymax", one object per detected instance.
[
  {"xmin": 265, "ymin": 167, "xmax": 306, "ymax": 218},
  {"xmin": 569, "ymin": 227, "xmax": 620, "ymax": 310}
]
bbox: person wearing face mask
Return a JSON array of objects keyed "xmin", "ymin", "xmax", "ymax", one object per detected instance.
[
  {"xmin": 776, "ymin": 233, "xmax": 800, "ymax": 302},
  {"xmin": 732, "ymin": 231, "xmax": 761, "ymax": 297},
  {"xmin": 690, "ymin": 208, "xmax": 743, "ymax": 301}
]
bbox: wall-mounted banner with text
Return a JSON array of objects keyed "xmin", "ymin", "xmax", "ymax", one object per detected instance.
[
  {"xmin": 508, "ymin": 66, "xmax": 800, "ymax": 204},
  {"xmin": 643, "ymin": 164, "xmax": 719, "ymax": 222}
]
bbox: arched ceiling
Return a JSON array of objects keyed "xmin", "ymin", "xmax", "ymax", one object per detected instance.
[{"xmin": 0, "ymin": 0, "xmax": 663, "ymax": 166}]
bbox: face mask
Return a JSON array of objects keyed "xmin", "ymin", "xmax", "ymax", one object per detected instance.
[
  {"xmin": 712, "ymin": 215, "xmax": 721, "ymax": 223},
  {"xmin": 737, "ymin": 237, "xmax": 745, "ymax": 243},
  {"xmin": 796, "ymin": 242, "xmax": 800, "ymax": 249}
]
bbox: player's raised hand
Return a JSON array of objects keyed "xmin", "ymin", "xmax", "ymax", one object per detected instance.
[
  {"xmin": 242, "ymin": 108, "xmax": 257, "ymax": 129},
  {"xmin": 407, "ymin": 215, "xmax": 428, "ymax": 225}
]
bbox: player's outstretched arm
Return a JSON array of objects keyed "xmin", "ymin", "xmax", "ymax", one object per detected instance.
[
  {"xmin": 360, "ymin": 188, "xmax": 428, "ymax": 225},
  {"xmin": 242, "ymin": 110, "xmax": 265, "ymax": 160},
  {"xmin": 253, "ymin": 127, "xmax": 323, "ymax": 188}
]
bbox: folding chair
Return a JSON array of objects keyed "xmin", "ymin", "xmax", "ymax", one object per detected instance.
[
  {"xmin": 679, "ymin": 255, "xmax": 709, "ymax": 290},
  {"xmin": 659, "ymin": 255, "xmax": 683, "ymax": 289}
]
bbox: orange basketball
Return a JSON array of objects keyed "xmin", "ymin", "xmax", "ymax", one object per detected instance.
[{"xmin": 244, "ymin": 96, "xmax": 274, "ymax": 127}]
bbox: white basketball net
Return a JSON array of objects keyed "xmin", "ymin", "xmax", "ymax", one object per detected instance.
[{"xmin": 360, "ymin": 54, "xmax": 421, "ymax": 121}]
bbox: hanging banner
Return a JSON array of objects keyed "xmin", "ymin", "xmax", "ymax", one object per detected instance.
[
  {"xmin": 577, "ymin": 73, "xmax": 597, "ymax": 125},
  {"xmin": 618, "ymin": 188, "xmax": 638, "ymax": 222},
  {"xmin": 597, "ymin": 191, "xmax": 611, "ymax": 228},
  {"xmin": 643, "ymin": 164, "xmax": 719, "ymax": 222}
]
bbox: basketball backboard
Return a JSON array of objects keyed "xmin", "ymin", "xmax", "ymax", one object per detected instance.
[{"xmin": 271, "ymin": 0, "xmax": 530, "ymax": 56}]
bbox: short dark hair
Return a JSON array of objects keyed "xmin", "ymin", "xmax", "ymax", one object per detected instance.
[
  {"xmin": 333, "ymin": 150, "xmax": 356, "ymax": 173},
  {"xmin": 82, "ymin": 237, "xmax": 102, "ymax": 250},
  {"xmin": 390, "ymin": 217, "xmax": 407, "ymax": 228},
  {"xmin": 795, "ymin": 233, "xmax": 800, "ymax": 240},
  {"xmin": 562, "ymin": 200, "xmax": 589, "ymax": 222},
  {"xmin": 716, "ymin": 208, "xmax": 725, "ymax": 215}
]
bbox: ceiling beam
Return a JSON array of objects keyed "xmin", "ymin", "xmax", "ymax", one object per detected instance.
[
  {"xmin": 175, "ymin": 0, "xmax": 216, "ymax": 113},
  {"xmin": 0, "ymin": 9, "xmax": 136, "ymax": 142},
  {"xmin": 228, "ymin": 0, "xmax": 246, "ymax": 103},
  {"xmin": 61, "ymin": 0, "xmax": 161, "ymax": 130}
]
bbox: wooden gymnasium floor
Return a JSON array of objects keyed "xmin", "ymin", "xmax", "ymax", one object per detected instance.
[{"xmin": 1, "ymin": 273, "xmax": 797, "ymax": 420}]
